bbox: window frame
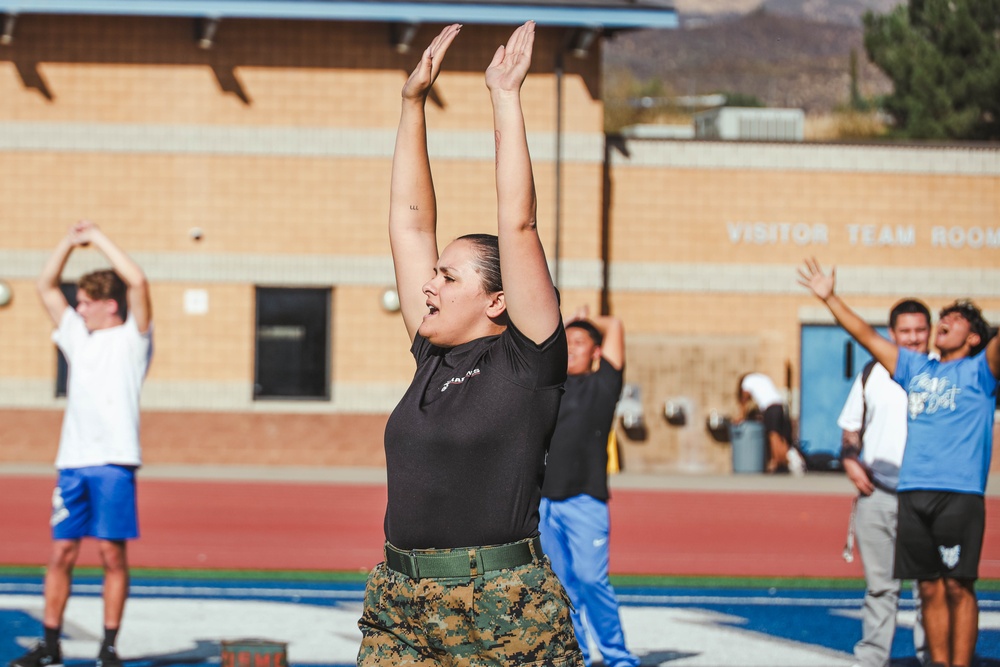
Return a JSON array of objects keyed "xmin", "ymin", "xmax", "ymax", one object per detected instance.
[{"xmin": 252, "ymin": 286, "xmax": 333, "ymax": 401}]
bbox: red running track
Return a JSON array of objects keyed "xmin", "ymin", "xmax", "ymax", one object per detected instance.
[{"xmin": 2, "ymin": 476, "xmax": 999, "ymax": 579}]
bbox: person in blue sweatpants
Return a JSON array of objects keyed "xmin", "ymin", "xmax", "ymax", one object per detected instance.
[{"xmin": 540, "ymin": 307, "xmax": 640, "ymax": 667}]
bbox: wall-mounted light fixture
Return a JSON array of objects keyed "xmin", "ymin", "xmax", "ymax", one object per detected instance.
[
  {"xmin": 569, "ymin": 27, "xmax": 599, "ymax": 59},
  {"xmin": 380, "ymin": 288, "xmax": 400, "ymax": 313},
  {"xmin": 389, "ymin": 22, "xmax": 420, "ymax": 54},
  {"xmin": 197, "ymin": 17, "xmax": 220, "ymax": 49},
  {"xmin": 1, "ymin": 14, "xmax": 16, "ymax": 46},
  {"xmin": 0, "ymin": 279, "xmax": 12, "ymax": 307}
]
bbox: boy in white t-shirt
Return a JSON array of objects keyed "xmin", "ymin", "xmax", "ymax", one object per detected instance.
[
  {"xmin": 11, "ymin": 221, "xmax": 153, "ymax": 667},
  {"xmin": 838, "ymin": 299, "xmax": 931, "ymax": 667}
]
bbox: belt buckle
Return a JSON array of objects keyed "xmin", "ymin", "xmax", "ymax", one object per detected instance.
[
  {"xmin": 468, "ymin": 548, "xmax": 478, "ymax": 577},
  {"xmin": 389, "ymin": 544, "xmax": 421, "ymax": 579},
  {"xmin": 527, "ymin": 536, "xmax": 539, "ymax": 560},
  {"xmin": 410, "ymin": 551, "xmax": 420, "ymax": 579}
]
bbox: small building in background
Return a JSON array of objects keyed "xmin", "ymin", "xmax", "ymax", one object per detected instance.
[{"xmin": 694, "ymin": 107, "xmax": 805, "ymax": 141}]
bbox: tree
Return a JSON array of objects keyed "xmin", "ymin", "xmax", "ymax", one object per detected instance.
[
  {"xmin": 721, "ymin": 92, "xmax": 764, "ymax": 108},
  {"xmin": 863, "ymin": 0, "xmax": 1000, "ymax": 140}
]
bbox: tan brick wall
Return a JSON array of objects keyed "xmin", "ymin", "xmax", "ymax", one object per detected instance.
[
  {"xmin": 610, "ymin": 167, "xmax": 1000, "ymax": 268},
  {"xmin": 146, "ymin": 284, "xmax": 254, "ymax": 382},
  {"xmin": 0, "ymin": 279, "xmax": 58, "ymax": 379},
  {"xmin": 616, "ymin": 335, "xmax": 761, "ymax": 474},
  {"xmin": 0, "ymin": 409, "xmax": 387, "ymax": 467},
  {"xmin": 0, "ymin": 153, "xmax": 391, "ymax": 255},
  {"xmin": 0, "ymin": 16, "xmax": 600, "ymax": 131},
  {"xmin": 0, "ymin": 281, "xmax": 423, "ymax": 387}
]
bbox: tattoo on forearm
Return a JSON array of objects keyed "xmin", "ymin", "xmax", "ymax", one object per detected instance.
[
  {"xmin": 494, "ymin": 131, "xmax": 501, "ymax": 169},
  {"xmin": 409, "ymin": 205, "xmax": 419, "ymax": 210},
  {"xmin": 841, "ymin": 430, "xmax": 862, "ymax": 458}
]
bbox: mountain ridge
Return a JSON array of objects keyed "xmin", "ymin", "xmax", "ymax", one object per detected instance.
[
  {"xmin": 674, "ymin": 0, "xmax": 904, "ymax": 26},
  {"xmin": 604, "ymin": 3, "xmax": 903, "ymax": 115}
]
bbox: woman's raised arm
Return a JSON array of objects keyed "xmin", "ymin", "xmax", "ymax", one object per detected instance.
[
  {"xmin": 486, "ymin": 21, "xmax": 560, "ymax": 345},
  {"xmin": 799, "ymin": 258, "xmax": 900, "ymax": 374},
  {"xmin": 389, "ymin": 24, "xmax": 462, "ymax": 341}
]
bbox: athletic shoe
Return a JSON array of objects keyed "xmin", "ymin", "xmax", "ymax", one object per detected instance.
[
  {"xmin": 8, "ymin": 642, "xmax": 63, "ymax": 667},
  {"xmin": 787, "ymin": 448, "xmax": 807, "ymax": 477},
  {"xmin": 96, "ymin": 646, "xmax": 123, "ymax": 667}
]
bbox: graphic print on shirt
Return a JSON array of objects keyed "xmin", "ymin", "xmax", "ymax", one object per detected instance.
[
  {"xmin": 50, "ymin": 487, "xmax": 69, "ymax": 526},
  {"xmin": 907, "ymin": 373, "xmax": 961, "ymax": 419},
  {"xmin": 440, "ymin": 368, "xmax": 481, "ymax": 393}
]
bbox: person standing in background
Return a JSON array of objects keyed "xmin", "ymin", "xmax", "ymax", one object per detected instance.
[
  {"xmin": 540, "ymin": 306, "xmax": 640, "ymax": 667},
  {"xmin": 12, "ymin": 220, "xmax": 153, "ymax": 667}
]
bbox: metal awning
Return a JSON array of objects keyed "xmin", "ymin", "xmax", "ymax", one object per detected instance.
[{"xmin": 0, "ymin": 1, "xmax": 678, "ymax": 29}]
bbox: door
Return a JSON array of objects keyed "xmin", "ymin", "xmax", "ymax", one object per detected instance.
[{"xmin": 798, "ymin": 324, "xmax": 887, "ymax": 456}]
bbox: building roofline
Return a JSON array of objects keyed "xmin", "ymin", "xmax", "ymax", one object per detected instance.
[{"xmin": 0, "ymin": 1, "xmax": 679, "ymax": 29}]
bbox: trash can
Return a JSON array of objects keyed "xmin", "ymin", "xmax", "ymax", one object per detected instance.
[{"xmin": 729, "ymin": 420, "xmax": 765, "ymax": 473}]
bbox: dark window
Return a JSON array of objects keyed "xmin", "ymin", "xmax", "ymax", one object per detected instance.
[
  {"xmin": 55, "ymin": 283, "xmax": 77, "ymax": 398},
  {"xmin": 254, "ymin": 287, "xmax": 331, "ymax": 400}
]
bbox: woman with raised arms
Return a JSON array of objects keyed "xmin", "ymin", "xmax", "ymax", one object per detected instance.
[{"xmin": 355, "ymin": 21, "xmax": 584, "ymax": 667}]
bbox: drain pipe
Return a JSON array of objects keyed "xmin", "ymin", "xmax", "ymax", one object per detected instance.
[{"xmin": 553, "ymin": 48, "xmax": 564, "ymax": 290}]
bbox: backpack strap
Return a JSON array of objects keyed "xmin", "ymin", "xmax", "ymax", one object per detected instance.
[{"xmin": 858, "ymin": 359, "xmax": 878, "ymax": 442}]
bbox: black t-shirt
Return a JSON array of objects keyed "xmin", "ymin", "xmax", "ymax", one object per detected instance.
[
  {"xmin": 542, "ymin": 358, "xmax": 623, "ymax": 502},
  {"xmin": 382, "ymin": 323, "xmax": 567, "ymax": 550}
]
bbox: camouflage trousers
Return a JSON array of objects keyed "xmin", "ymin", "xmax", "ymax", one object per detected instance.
[{"xmin": 357, "ymin": 542, "xmax": 584, "ymax": 666}]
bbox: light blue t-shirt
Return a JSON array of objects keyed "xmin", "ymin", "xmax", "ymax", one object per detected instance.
[{"xmin": 894, "ymin": 347, "xmax": 998, "ymax": 495}]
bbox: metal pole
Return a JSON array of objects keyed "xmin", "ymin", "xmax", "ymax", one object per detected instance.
[{"xmin": 553, "ymin": 48, "xmax": 564, "ymax": 290}]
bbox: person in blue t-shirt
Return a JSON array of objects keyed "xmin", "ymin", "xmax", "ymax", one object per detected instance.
[{"xmin": 800, "ymin": 259, "xmax": 999, "ymax": 667}]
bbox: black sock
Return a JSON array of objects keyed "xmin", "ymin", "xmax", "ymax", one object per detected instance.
[
  {"xmin": 100, "ymin": 627, "xmax": 119, "ymax": 653},
  {"xmin": 42, "ymin": 626, "xmax": 60, "ymax": 654}
]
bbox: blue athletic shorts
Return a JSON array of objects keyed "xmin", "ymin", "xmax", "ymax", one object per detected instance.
[{"xmin": 51, "ymin": 465, "xmax": 139, "ymax": 541}]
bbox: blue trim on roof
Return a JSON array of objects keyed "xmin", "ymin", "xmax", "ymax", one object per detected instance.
[{"xmin": 0, "ymin": 1, "xmax": 678, "ymax": 29}]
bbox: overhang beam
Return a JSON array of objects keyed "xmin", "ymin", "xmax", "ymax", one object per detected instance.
[{"xmin": 0, "ymin": 1, "xmax": 678, "ymax": 30}]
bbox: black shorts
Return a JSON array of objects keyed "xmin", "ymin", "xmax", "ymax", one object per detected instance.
[
  {"xmin": 895, "ymin": 490, "xmax": 985, "ymax": 581},
  {"xmin": 761, "ymin": 404, "xmax": 792, "ymax": 445}
]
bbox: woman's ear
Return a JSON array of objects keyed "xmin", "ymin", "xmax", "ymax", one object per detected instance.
[
  {"xmin": 590, "ymin": 345, "xmax": 603, "ymax": 368},
  {"xmin": 486, "ymin": 291, "xmax": 506, "ymax": 319}
]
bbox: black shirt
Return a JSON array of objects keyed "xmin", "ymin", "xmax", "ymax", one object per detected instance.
[
  {"xmin": 542, "ymin": 358, "xmax": 623, "ymax": 502},
  {"xmin": 383, "ymin": 323, "xmax": 567, "ymax": 550}
]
